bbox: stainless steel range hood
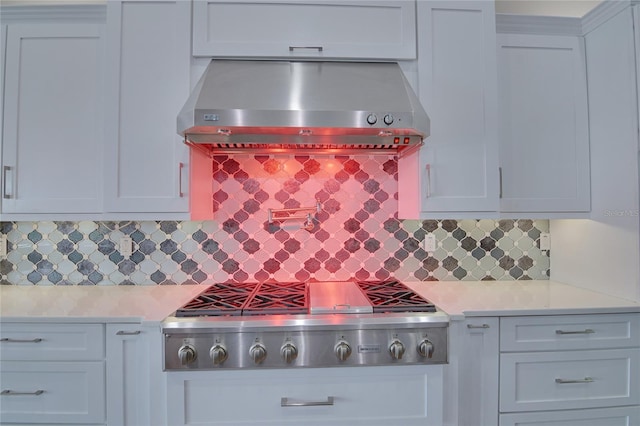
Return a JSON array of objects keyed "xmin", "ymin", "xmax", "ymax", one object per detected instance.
[{"xmin": 177, "ymin": 60, "xmax": 429, "ymax": 153}]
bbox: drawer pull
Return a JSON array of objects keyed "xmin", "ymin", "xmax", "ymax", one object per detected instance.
[
  {"xmin": 1, "ymin": 389, "xmax": 45, "ymax": 396},
  {"xmin": 467, "ymin": 324, "xmax": 490, "ymax": 329},
  {"xmin": 288, "ymin": 46, "xmax": 324, "ymax": 52},
  {"xmin": 555, "ymin": 377, "xmax": 594, "ymax": 384},
  {"xmin": 555, "ymin": 329, "xmax": 595, "ymax": 335},
  {"xmin": 281, "ymin": 396, "xmax": 334, "ymax": 407},
  {"xmin": 0, "ymin": 338, "xmax": 43, "ymax": 343},
  {"xmin": 116, "ymin": 330, "xmax": 141, "ymax": 336}
]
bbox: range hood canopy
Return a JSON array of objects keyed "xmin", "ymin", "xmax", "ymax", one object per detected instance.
[{"xmin": 177, "ymin": 60, "xmax": 430, "ymax": 153}]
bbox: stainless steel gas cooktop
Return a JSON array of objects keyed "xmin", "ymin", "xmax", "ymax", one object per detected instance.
[{"xmin": 163, "ymin": 280, "xmax": 448, "ymax": 371}]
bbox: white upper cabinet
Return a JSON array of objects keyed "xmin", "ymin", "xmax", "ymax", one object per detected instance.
[
  {"xmin": 1, "ymin": 23, "xmax": 104, "ymax": 215},
  {"xmin": 497, "ymin": 33, "xmax": 590, "ymax": 213},
  {"xmin": 104, "ymin": 0, "xmax": 190, "ymax": 215},
  {"xmin": 192, "ymin": 0, "xmax": 417, "ymax": 60},
  {"xmin": 399, "ymin": 0, "xmax": 499, "ymax": 218}
]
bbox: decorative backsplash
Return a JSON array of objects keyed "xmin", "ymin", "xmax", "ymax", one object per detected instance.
[{"xmin": 0, "ymin": 154, "xmax": 549, "ymax": 285}]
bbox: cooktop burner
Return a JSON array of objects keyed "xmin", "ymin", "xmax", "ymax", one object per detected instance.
[
  {"xmin": 242, "ymin": 281, "xmax": 308, "ymax": 315},
  {"xmin": 356, "ymin": 280, "xmax": 437, "ymax": 313}
]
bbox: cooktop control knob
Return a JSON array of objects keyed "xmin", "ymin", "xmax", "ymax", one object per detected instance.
[
  {"xmin": 418, "ymin": 339, "xmax": 434, "ymax": 359},
  {"xmin": 178, "ymin": 344, "xmax": 197, "ymax": 366},
  {"xmin": 334, "ymin": 340, "xmax": 352, "ymax": 362},
  {"xmin": 389, "ymin": 339, "xmax": 405, "ymax": 360},
  {"xmin": 366, "ymin": 113, "xmax": 378, "ymax": 125},
  {"xmin": 383, "ymin": 114, "xmax": 394, "ymax": 125},
  {"xmin": 280, "ymin": 342, "xmax": 298, "ymax": 364},
  {"xmin": 250, "ymin": 342, "xmax": 267, "ymax": 364},
  {"xmin": 209, "ymin": 344, "xmax": 228, "ymax": 365}
]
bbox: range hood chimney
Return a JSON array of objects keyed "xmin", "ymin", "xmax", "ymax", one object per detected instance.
[{"xmin": 177, "ymin": 60, "xmax": 429, "ymax": 153}]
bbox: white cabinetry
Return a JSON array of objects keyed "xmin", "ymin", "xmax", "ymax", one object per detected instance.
[
  {"xmin": 192, "ymin": 0, "xmax": 416, "ymax": 60},
  {"xmin": 497, "ymin": 33, "xmax": 590, "ymax": 214},
  {"xmin": 399, "ymin": 0, "xmax": 499, "ymax": 218},
  {"xmin": 0, "ymin": 323, "xmax": 106, "ymax": 424},
  {"xmin": 166, "ymin": 365, "xmax": 443, "ymax": 426},
  {"xmin": 498, "ymin": 314, "xmax": 640, "ymax": 424},
  {"xmin": 104, "ymin": 0, "xmax": 190, "ymax": 215},
  {"xmin": 1, "ymin": 23, "xmax": 104, "ymax": 216}
]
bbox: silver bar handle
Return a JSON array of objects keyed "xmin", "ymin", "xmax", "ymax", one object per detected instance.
[
  {"xmin": 116, "ymin": 330, "xmax": 141, "ymax": 336},
  {"xmin": 2, "ymin": 389, "xmax": 45, "ymax": 396},
  {"xmin": 281, "ymin": 396, "xmax": 334, "ymax": 407},
  {"xmin": 555, "ymin": 377, "xmax": 594, "ymax": 384},
  {"xmin": 288, "ymin": 46, "xmax": 323, "ymax": 52},
  {"xmin": 1, "ymin": 338, "xmax": 43, "ymax": 343},
  {"xmin": 178, "ymin": 162, "xmax": 184, "ymax": 198},
  {"xmin": 555, "ymin": 329, "xmax": 595, "ymax": 335},
  {"xmin": 467, "ymin": 324, "xmax": 490, "ymax": 329},
  {"xmin": 3, "ymin": 166, "xmax": 12, "ymax": 199},
  {"xmin": 425, "ymin": 163, "xmax": 432, "ymax": 198},
  {"xmin": 499, "ymin": 166, "xmax": 503, "ymax": 198}
]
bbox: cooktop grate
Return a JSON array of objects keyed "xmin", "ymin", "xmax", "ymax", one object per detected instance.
[
  {"xmin": 356, "ymin": 280, "xmax": 436, "ymax": 313},
  {"xmin": 175, "ymin": 282, "xmax": 259, "ymax": 317}
]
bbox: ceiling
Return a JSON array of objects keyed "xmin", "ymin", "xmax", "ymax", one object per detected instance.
[{"xmin": 0, "ymin": 0, "xmax": 605, "ymax": 18}]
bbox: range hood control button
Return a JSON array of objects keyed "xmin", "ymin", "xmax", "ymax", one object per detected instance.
[
  {"xmin": 334, "ymin": 340, "xmax": 352, "ymax": 362},
  {"xmin": 210, "ymin": 344, "xmax": 228, "ymax": 365},
  {"xmin": 418, "ymin": 339, "xmax": 434, "ymax": 359},
  {"xmin": 383, "ymin": 114, "xmax": 394, "ymax": 125},
  {"xmin": 389, "ymin": 339, "xmax": 405, "ymax": 360},
  {"xmin": 366, "ymin": 113, "xmax": 378, "ymax": 125},
  {"xmin": 280, "ymin": 342, "xmax": 298, "ymax": 364},
  {"xmin": 250, "ymin": 342, "xmax": 267, "ymax": 364},
  {"xmin": 178, "ymin": 344, "xmax": 197, "ymax": 366}
]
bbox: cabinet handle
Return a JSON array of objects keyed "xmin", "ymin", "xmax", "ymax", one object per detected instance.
[
  {"xmin": 555, "ymin": 329, "xmax": 595, "ymax": 335},
  {"xmin": 288, "ymin": 46, "xmax": 323, "ymax": 52},
  {"xmin": 116, "ymin": 330, "xmax": 141, "ymax": 336},
  {"xmin": 0, "ymin": 338, "xmax": 43, "ymax": 343},
  {"xmin": 498, "ymin": 166, "xmax": 503, "ymax": 199},
  {"xmin": 555, "ymin": 377, "xmax": 594, "ymax": 384},
  {"xmin": 281, "ymin": 396, "xmax": 334, "ymax": 407},
  {"xmin": 467, "ymin": 324, "xmax": 490, "ymax": 329},
  {"xmin": 3, "ymin": 166, "xmax": 12, "ymax": 199},
  {"xmin": 425, "ymin": 163, "xmax": 432, "ymax": 198},
  {"xmin": 178, "ymin": 162, "xmax": 185, "ymax": 198},
  {"xmin": 1, "ymin": 389, "xmax": 45, "ymax": 396}
]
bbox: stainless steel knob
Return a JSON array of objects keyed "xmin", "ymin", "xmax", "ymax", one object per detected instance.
[
  {"xmin": 280, "ymin": 342, "xmax": 298, "ymax": 364},
  {"xmin": 383, "ymin": 114, "xmax": 394, "ymax": 125},
  {"xmin": 334, "ymin": 340, "xmax": 352, "ymax": 362},
  {"xmin": 250, "ymin": 342, "xmax": 267, "ymax": 364},
  {"xmin": 209, "ymin": 344, "xmax": 228, "ymax": 365},
  {"xmin": 178, "ymin": 344, "xmax": 197, "ymax": 366},
  {"xmin": 389, "ymin": 339, "xmax": 405, "ymax": 360},
  {"xmin": 366, "ymin": 113, "xmax": 378, "ymax": 125},
  {"xmin": 417, "ymin": 339, "xmax": 434, "ymax": 358}
]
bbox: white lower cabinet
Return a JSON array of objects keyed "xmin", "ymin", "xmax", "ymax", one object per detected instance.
[
  {"xmin": 166, "ymin": 365, "xmax": 444, "ymax": 426},
  {"xmin": 498, "ymin": 314, "xmax": 640, "ymax": 424},
  {"xmin": 0, "ymin": 323, "xmax": 106, "ymax": 425}
]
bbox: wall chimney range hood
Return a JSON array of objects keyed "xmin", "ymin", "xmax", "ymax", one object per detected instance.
[{"xmin": 177, "ymin": 60, "xmax": 430, "ymax": 154}]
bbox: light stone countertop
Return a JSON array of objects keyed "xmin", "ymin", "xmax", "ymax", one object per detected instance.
[
  {"xmin": 405, "ymin": 280, "xmax": 640, "ymax": 320},
  {"xmin": 1, "ymin": 280, "xmax": 639, "ymax": 324}
]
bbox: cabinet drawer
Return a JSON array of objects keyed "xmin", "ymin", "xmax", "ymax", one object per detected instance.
[
  {"xmin": 0, "ymin": 361, "xmax": 105, "ymax": 424},
  {"xmin": 500, "ymin": 349, "xmax": 639, "ymax": 412},
  {"xmin": 192, "ymin": 0, "xmax": 416, "ymax": 59},
  {"xmin": 500, "ymin": 406, "xmax": 640, "ymax": 426},
  {"xmin": 167, "ymin": 365, "xmax": 442, "ymax": 425},
  {"xmin": 0, "ymin": 323, "xmax": 104, "ymax": 360},
  {"xmin": 500, "ymin": 314, "xmax": 640, "ymax": 352}
]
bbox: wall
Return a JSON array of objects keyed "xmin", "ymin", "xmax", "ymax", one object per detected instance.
[{"xmin": 0, "ymin": 154, "xmax": 550, "ymax": 285}]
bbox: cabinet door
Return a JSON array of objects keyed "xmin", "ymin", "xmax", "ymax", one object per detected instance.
[
  {"xmin": 1, "ymin": 24, "xmax": 104, "ymax": 214},
  {"xmin": 104, "ymin": 0, "xmax": 190, "ymax": 214},
  {"xmin": 458, "ymin": 318, "xmax": 499, "ymax": 426},
  {"xmin": 498, "ymin": 34, "xmax": 590, "ymax": 213},
  {"xmin": 106, "ymin": 324, "xmax": 147, "ymax": 426},
  {"xmin": 192, "ymin": 0, "xmax": 416, "ymax": 60},
  {"xmin": 500, "ymin": 406, "xmax": 640, "ymax": 426},
  {"xmin": 412, "ymin": 1, "xmax": 499, "ymax": 216}
]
